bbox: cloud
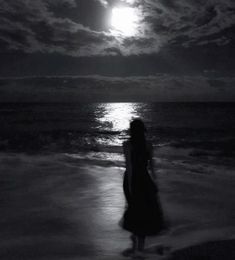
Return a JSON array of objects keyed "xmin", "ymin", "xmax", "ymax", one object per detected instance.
[
  {"xmin": 149, "ymin": 0, "xmax": 235, "ymax": 46},
  {"xmin": 96, "ymin": 0, "xmax": 108, "ymax": 7},
  {"xmin": 0, "ymin": 74, "xmax": 235, "ymax": 102},
  {"xmin": 47, "ymin": 0, "xmax": 77, "ymax": 8},
  {"xmin": 0, "ymin": 0, "xmax": 119, "ymax": 56},
  {"xmin": 0, "ymin": 0, "xmax": 234, "ymax": 57}
]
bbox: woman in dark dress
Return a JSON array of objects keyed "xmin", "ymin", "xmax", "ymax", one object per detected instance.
[{"xmin": 121, "ymin": 119, "xmax": 165, "ymax": 256}]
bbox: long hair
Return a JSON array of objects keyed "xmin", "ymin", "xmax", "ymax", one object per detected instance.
[{"xmin": 130, "ymin": 119, "xmax": 148, "ymax": 165}]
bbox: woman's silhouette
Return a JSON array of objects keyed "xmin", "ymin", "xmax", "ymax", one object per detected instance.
[{"xmin": 121, "ymin": 119, "xmax": 165, "ymax": 256}]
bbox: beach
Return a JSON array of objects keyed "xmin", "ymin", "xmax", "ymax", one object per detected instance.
[
  {"xmin": 0, "ymin": 102, "xmax": 235, "ymax": 259},
  {"xmin": 0, "ymin": 148, "xmax": 234, "ymax": 259},
  {"xmin": 1, "ymin": 0, "xmax": 235, "ymax": 257}
]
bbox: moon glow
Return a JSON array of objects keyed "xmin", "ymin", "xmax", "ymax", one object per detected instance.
[{"xmin": 111, "ymin": 7, "xmax": 139, "ymax": 37}]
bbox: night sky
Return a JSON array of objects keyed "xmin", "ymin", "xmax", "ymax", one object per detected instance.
[{"xmin": 0, "ymin": 0, "xmax": 235, "ymax": 101}]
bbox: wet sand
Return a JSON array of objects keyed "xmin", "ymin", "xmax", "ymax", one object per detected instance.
[
  {"xmin": 0, "ymin": 152, "xmax": 234, "ymax": 259},
  {"xmin": 0, "ymin": 153, "xmax": 129, "ymax": 259},
  {"xmin": 169, "ymin": 239, "xmax": 235, "ymax": 260}
]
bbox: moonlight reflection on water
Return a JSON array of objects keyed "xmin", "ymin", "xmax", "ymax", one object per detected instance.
[{"xmin": 97, "ymin": 103, "xmax": 140, "ymax": 132}]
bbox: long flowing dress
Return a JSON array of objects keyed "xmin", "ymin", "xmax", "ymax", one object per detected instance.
[{"xmin": 121, "ymin": 140, "xmax": 166, "ymax": 236}]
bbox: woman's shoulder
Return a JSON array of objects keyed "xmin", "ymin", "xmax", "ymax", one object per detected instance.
[
  {"xmin": 146, "ymin": 140, "xmax": 153, "ymax": 148},
  {"xmin": 123, "ymin": 140, "xmax": 130, "ymax": 146},
  {"xmin": 123, "ymin": 140, "xmax": 131, "ymax": 150},
  {"xmin": 123, "ymin": 139, "xmax": 152, "ymax": 146}
]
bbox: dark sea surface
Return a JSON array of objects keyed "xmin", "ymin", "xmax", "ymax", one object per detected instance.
[
  {"xmin": 0, "ymin": 102, "xmax": 235, "ymax": 158},
  {"xmin": 0, "ymin": 103, "xmax": 235, "ymax": 258}
]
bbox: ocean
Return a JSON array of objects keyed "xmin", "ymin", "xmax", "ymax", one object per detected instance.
[
  {"xmin": 1, "ymin": 102, "xmax": 235, "ymax": 156},
  {"xmin": 0, "ymin": 102, "xmax": 235, "ymax": 258}
]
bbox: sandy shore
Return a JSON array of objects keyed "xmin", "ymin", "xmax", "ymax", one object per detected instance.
[{"xmin": 0, "ymin": 152, "xmax": 234, "ymax": 259}]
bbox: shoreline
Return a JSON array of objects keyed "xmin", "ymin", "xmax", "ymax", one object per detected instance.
[{"xmin": 0, "ymin": 152, "xmax": 234, "ymax": 259}]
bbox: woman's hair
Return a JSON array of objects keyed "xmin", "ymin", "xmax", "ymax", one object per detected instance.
[
  {"xmin": 130, "ymin": 119, "xmax": 147, "ymax": 158},
  {"xmin": 130, "ymin": 119, "xmax": 146, "ymax": 141}
]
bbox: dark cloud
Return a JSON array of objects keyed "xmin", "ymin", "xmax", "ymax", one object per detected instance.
[
  {"xmin": 0, "ymin": 40, "xmax": 234, "ymax": 78},
  {"xmin": 0, "ymin": 75, "xmax": 234, "ymax": 102},
  {"xmin": 143, "ymin": 0, "xmax": 235, "ymax": 47},
  {"xmin": 0, "ymin": 0, "xmax": 234, "ymax": 57},
  {"xmin": 0, "ymin": 0, "xmax": 117, "ymax": 56}
]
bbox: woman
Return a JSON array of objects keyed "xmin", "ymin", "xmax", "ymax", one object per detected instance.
[{"xmin": 121, "ymin": 119, "xmax": 165, "ymax": 256}]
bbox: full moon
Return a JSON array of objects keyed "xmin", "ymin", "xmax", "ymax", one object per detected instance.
[{"xmin": 111, "ymin": 7, "xmax": 139, "ymax": 37}]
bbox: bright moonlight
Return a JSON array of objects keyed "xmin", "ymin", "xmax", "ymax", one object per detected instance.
[{"xmin": 111, "ymin": 7, "xmax": 139, "ymax": 37}]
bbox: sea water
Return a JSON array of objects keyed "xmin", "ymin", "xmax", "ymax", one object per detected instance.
[
  {"xmin": 1, "ymin": 102, "xmax": 235, "ymax": 155},
  {"xmin": 0, "ymin": 102, "xmax": 235, "ymax": 255}
]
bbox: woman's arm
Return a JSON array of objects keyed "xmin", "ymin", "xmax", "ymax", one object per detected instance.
[{"xmin": 123, "ymin": 141, "xmax": 132, "ymax": 194}]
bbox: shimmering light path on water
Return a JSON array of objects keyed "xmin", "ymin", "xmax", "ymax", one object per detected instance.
[{"xmin": 96, "ymin": 103, "xmax": 141, "ymax": 132}]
